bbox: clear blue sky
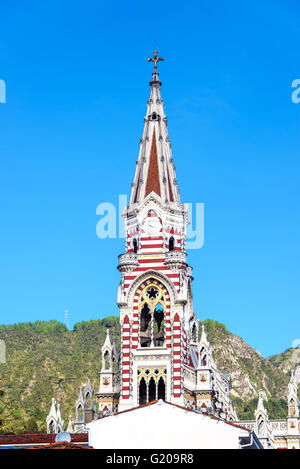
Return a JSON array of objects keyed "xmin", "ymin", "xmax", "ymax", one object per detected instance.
[{"xmin": 0, "ymin": 0, "xmax": 299, "ymax": 357}]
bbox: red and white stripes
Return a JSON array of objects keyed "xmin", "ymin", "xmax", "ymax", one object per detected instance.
[
  {"xmin": 172, "ymin": 313, "xmax": 182, "ymax": 398},
  {"xmin": 121, "ymin": 315, "xmax": 131, "ymax": 399}
]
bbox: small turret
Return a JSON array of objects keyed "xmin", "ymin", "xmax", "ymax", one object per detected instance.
[
  {"xmin": 73, "ymin": 377, "xmax": 98, "ymax": 431},
  {"xmin": 197, "ymin": 325, "xmax": 213, "ymax": 370},
  {"xmin": 254, "ymin": 391, "xmax": 274, "ymax": 449},
  {"xmin": 287, "ymin": 370, "xmax": 299, "ymax": 435},
  {"xmin": 46, "ymin": 397, "xmax": 58, "ymax": 434},
  {"xmin": 96, "ymin": 328, "xmax": 120, "ymax": 414},
  {"xmin": 73, "ymin": 386, "xmax": 85, "ymax": 432},
  {"xmin": 101, "ymin": 329, "xmax": 113, "ymax": 371}
]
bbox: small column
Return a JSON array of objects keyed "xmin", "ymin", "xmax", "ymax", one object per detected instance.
[
  {"xmin": 118, "ymin": 315, "xmax": 133, "ymax": 411},
  {"xmin": 171, "ymin": 313, "xmax": 184, "ymax": 405}
]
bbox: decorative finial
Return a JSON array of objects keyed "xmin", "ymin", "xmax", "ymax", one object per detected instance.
[{"xmin": 148, "ymin": 49, "xmax": 164, "ymax": 72}]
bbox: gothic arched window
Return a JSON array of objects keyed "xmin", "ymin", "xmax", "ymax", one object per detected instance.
[
  {"xmin": 157, "ymin": 377, "xmax": 166, "ymax": 401},
  {"xmin": 138, "ymin": 284, "xmax": 166, "ymax": 348},
  {"xmin": 191, "ymin": 323, "xmax": 197, "ymax": 343},
  {"xmin": 85, "ymin": 392, "xmax": 92, "ymax": 409},
  {"xmin": 133, "ymin": 238, "xmax": 138, "ymax": 253},
  {"xmin": 104, "ymin": 351, "xmax": 110, "ymax": 370},
  {"xmin": 289, "ymin": 398, "xmax": 296, "ymax": 415},
  {"xmin": 48, "ymin": 420, "xmax": 55, "ymax": 434},
  {"xmin": 153, "ymin": 302, "xmax": 164, "ymax": 346},
  {"xmin": 149, "ymin": 377, "xmax": 156, "ymax": 402},
  {"xmin": 140, "ymin": 303, "xmax": 151, "ymax": 347},
  {"xmin": 258, "ymin": 416, "xmax": 265, "ymax": 435},
  {"xmin": 77, "ymin": 404, "xmax": 84, "ymax": 422},
  {"xmin": 139, "ymin": 377, "xmax": 147, "ymax": 405},
  {"xmin": 169, "ymin": 236, "xmax": 175, "ymax": 251}
]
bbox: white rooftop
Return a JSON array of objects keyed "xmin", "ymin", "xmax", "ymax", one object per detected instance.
[{"xmin": 87, "ymin": 401, "xmax": 252, "ymax": 449}]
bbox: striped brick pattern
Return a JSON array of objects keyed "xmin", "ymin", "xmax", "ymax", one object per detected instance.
[
  {"xmin": 121, "ymin": 315, "xmax": 131, "ymax": 399},
  {"xmin": 124, "ymin": 250, "xmax": 180, "ymax": 294},
  {"xmin": 172, "ymin": 313, "xmax": 182, "ymax": 398}
]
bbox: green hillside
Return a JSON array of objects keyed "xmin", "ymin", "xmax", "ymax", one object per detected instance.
[{"xmin": 0, "ymin": 317, "xmax": 292, "ymax": 434}]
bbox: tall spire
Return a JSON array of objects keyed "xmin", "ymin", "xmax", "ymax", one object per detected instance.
[{"xmin": 129, "ymin": 50, "xmax": 180, "ymax": 208}]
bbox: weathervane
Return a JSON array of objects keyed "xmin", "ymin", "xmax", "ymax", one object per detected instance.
[{"xmin": 148, "ymin": 49, "xmax": 164, "ymax": 72}]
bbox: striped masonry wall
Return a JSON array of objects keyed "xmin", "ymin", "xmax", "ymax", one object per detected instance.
[
  {"xmin": 121, "ymin": 315, "xmax": 131, "ymax": 399},
  {"xmin": 172, "ymin": 313, "xmax": 182, "ymax": 398}
]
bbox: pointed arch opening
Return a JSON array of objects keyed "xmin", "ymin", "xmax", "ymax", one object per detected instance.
[
  {"xmin": 191, "ymin": 323, "xmax": 197, "ymax": 343},
  {"xmin": 257, "ymin": 416, "xmax": 265, "ymax": 435},
  {"xmin": 169, "ymin": 236, "xmax": 175, "ymax": 251},
  {"xmin": 138, "ymin": 283, "xmax": 167, "ymax": 348},
  {"xmin": 48, "ymin": 420, "xmax": 55, "ymax": 434},
  {"xmin": 157, "ymin": 377, "xmax": 166, "ymax": 401},
  {"xmin": 77, "ymin": 404, "xmax": 84, "ymax": 422},
  {"xmin": 85, "ymin": 392, "xmax": 92, "ymax": 409},
  {"xmin": 289, "ymin": 398, "xmax": 296, "ymax": 415},
  {"xmin": 104, "ymin": 350, "xmax": 110, "ymax": 370},
  {"xmin": 148, "ymin": 377, "xmax": 156, "ymax": 402},
  {"xmin": 140, "ymin": 303, "xmax": 151, "ymax": 348},
  {"xmin": 139, "ymin": 377, "xmax": 147, "ymax": 406},
  {"xmin": 133, "ymin": 238, "xmax": 138, "ymax": 253},
  {"xmin": 153, "ymin": 302, "xmax": 165, "ymax": 347}
]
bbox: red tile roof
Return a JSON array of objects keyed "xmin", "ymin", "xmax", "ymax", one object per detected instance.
[
  {"xmin": 0, "ymin": 433, "xmax": 88, "ymax": 446},
  {"xmin": 32, "ymin": 441, "xmax": 92, "ymax": 449}
]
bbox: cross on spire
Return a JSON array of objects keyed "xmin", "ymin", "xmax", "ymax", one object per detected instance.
[{"xmin": 148, "ymin": 49, "xmax": 164, "ymax": 72}]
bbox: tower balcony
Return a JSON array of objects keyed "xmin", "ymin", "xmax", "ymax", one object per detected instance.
[
  {"xmin": 117, "ymin": 253, "xmax": 139, "ymax": 273},
  {"xmin": 164, "ymin": 251, "xmax": 187, "ymax": 270}
]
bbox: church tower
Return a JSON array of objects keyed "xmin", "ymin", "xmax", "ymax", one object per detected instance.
[
  {"xmin": 96, "ymin": 50, "xmax": 232, "ymax": 416},
  {"xmin": 116, "ymin": 50, "xmax": 196, "ymax": 411}
]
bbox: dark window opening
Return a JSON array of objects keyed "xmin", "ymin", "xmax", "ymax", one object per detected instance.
[
  {"xmin": 140, "ymin": 303, "xmax": 151, "ymax": 347},
  {"xmin": 139, "ymin": 378, "xmax": 147, "ymax": 405},
  {"xmin": 85, "ymin": 392, "xmax": 92, "ymax": 409},
  {"xmin": 133, "ymin": 239, "xmax": 138, "ymax": 253},
  {"xmin": 258, "ymin": 418, "xmax": 264, "ymax": 435},
  {"xmin": 157, "ymin": 377, "xmax": 166, "ymax": 401},
  {"xmin": 149, "ymin": 377, "xmax": 156, "ymax": 402},
  {"xmin": 49, "ymin": 420, "xmax": 55, "ymax": 433},
  {"xmin": 192, "ymin": 323, "xmax": 197, "ymax": 343},
  {"xmin": 169, "ymin": 236, "xmax": 175, "ymax": 251},
  {"xmin": 290, "ymin": 399, "xmax": 296, "ymax": 415}
]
